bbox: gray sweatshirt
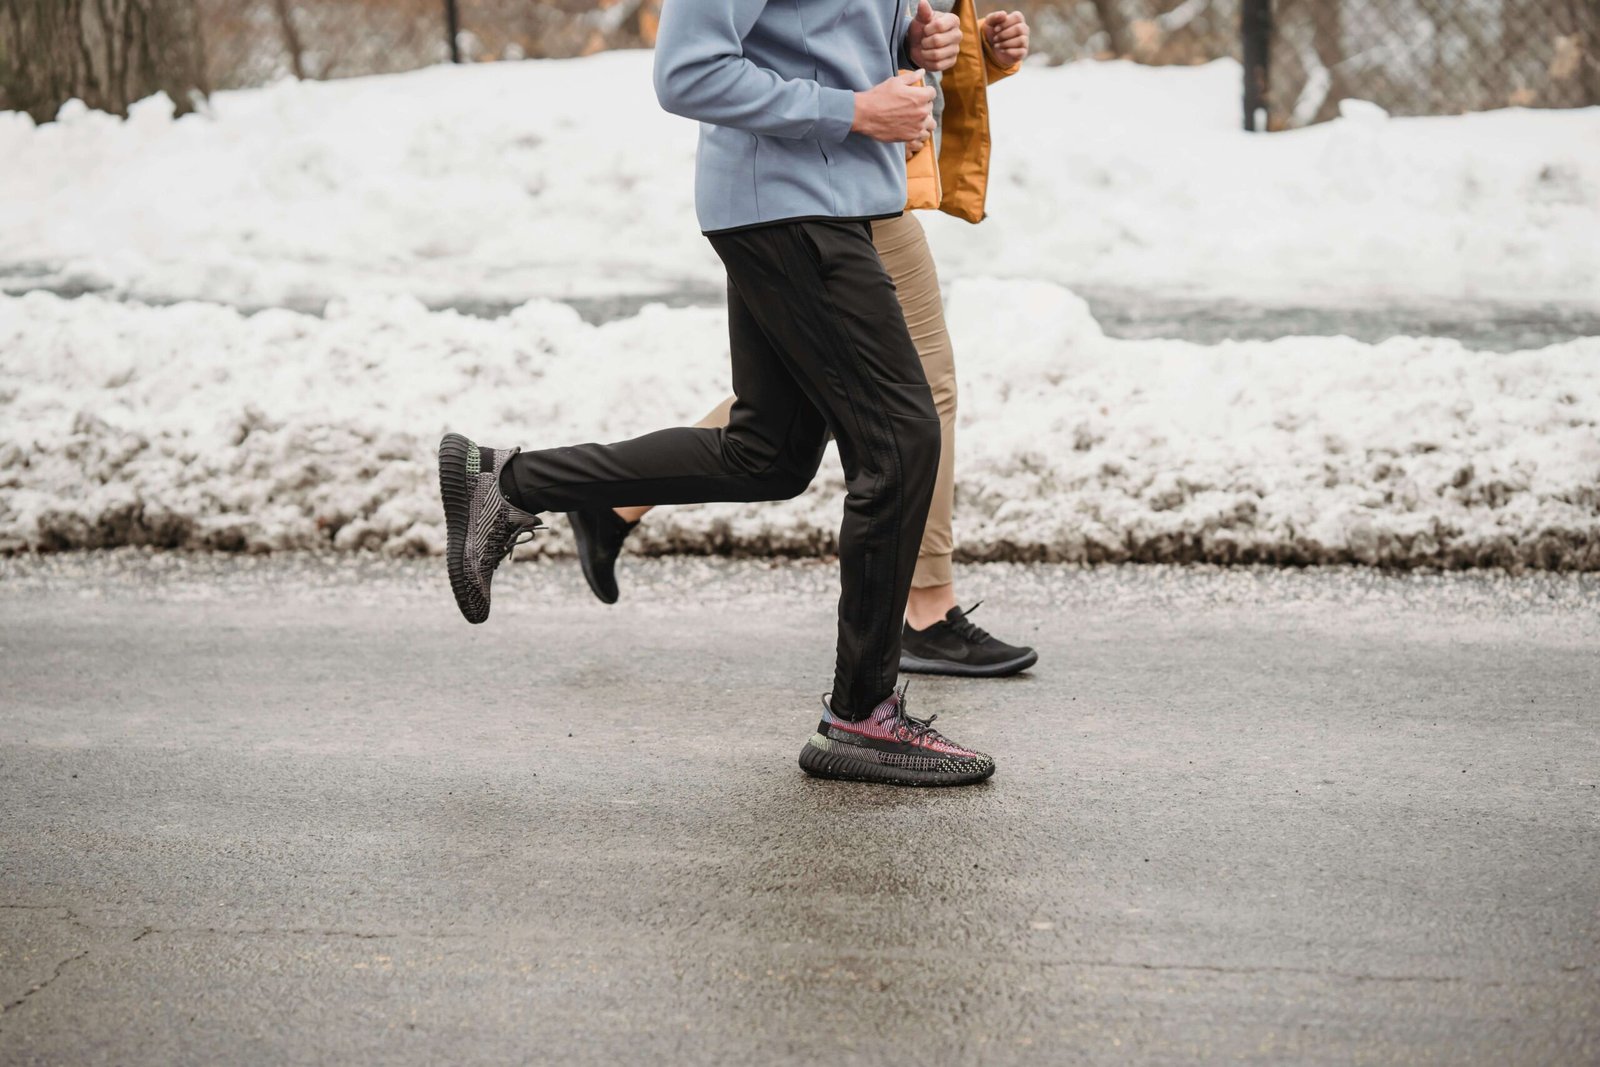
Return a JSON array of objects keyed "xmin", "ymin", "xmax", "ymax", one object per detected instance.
[{"xmin": 652, "ymin": 0, "xmax": 914, "ymax": 234}]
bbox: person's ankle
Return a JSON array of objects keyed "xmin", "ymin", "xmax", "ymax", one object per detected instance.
[
  {"xmin": 613, "ymin": 506, "xmax": 649, "ymax": 525},
  {"xmin": 905, "ymin": 583, "xmax": 958, "ymax": 631}
]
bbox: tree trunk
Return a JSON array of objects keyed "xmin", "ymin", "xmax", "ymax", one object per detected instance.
[
  {"xmin": 0, "ymin": 0, "xmax": 207, "ymax": 123},
  {"xmin": 1091, "ymin": 0, "xmax": 1130, "ymax": 56},
  {"xmin": 1309, "ymin": 0, "xmax": 1346, "ymax": 124},
  {"xmin": 271, "ymin": 0, "xmax": 305, "ymax": 80},
  {"xmin": 1570, "ymin": 0, "xmax": 1600, "ymax": 107}
]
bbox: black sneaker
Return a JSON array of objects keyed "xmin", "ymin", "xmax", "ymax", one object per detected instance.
[
  {"xmin": 899, "ymin": 602, "xmax": 1038, "ymax": 677},
  {"xmin": 570, "ymin": 508, "xmax": 636, "ymax": 605},
  {"xmin": 798, "ymin": 688, "xmax": 995, "ymax": 787},
  {"xmin": 438, "ymin": 432, "xmax": 544, "ymax": 624}
]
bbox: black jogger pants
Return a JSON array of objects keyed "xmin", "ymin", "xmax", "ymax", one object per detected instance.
[{"xmin": 500, "ymin": 219, "xmax": 940, "ymax": 719}]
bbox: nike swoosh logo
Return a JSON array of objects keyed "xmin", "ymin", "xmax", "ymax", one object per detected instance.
[{"xmin": 906, "ymin": 638, "xmax": 970, "ymax": 662}]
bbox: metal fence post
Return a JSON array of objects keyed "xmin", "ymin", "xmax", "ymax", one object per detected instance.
[
  {"xmin": 445, "ymin": 0, "xmax": 461, "ymax": 63},
  {"xmin": 1242, "ymin": 0, "xmax": 1271, "ymax": 130}
]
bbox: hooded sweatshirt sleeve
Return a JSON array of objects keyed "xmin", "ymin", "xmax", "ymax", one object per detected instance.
[{"xmin": 652, "ymin": 0, "xmax": 859, "ymax": 143}]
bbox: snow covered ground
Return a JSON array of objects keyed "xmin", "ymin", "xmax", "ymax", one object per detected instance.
[
  {"xmin": 1, "ymin": 52, "xmax": 1597, "ymax": 309},
  {"xmin": 1, "ymin": 54, "xmax": 1596, "ymax": 568},
  {"xmin": 3, "ymin": 283, "xmax": 1596, "ymax": 568}
]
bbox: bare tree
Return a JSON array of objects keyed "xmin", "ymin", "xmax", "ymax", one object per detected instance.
[
  {"xmin": 0, "ymin": 0, "xmax": 207, "ymax": 122},
  {"xmin": 1090, "ymin": 0, "xmax": 1131, "ymax": 55},
  {"xmin": 1564, "ymin": 0, "xmax": 1599, "ymax": 105},
  {"xmin": 271, "ymin": 0, "xmax": 306, "ymax": 80}
]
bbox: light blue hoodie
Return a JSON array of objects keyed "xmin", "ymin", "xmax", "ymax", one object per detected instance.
[{"xmin": 653, "ymin": 0, "xmax": 914, "ymax": 234}]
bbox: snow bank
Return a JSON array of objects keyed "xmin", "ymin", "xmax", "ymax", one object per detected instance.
[
  {"xmin": 2, "ymin": 54, "xmax": 1597, "ymax": 309},
  {"xmin": 3, "ymin": 285, "xmax": 1595, "ymax": 568}
]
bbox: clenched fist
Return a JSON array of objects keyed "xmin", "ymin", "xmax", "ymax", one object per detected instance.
[
  {"xmin": 905, "ymin": 111, "xmax": 938, "ymax": 158},
  {"xmin": 983, "ymin": 10, "xmax": 1030, "ymax": 67},
  {"xmin": 853, "ymin": 70, "xmax": 936, "ymax": 144},
  {"xmin": 908, "ymin": 0, "xmax": 962, "ymax": 73}
]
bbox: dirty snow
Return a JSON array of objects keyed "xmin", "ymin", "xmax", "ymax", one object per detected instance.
[
  {"xmin": 2, "ymin": 284, "xmax": 1595, "ymax": 568},
  {"xmin": 2, "ymin": 54, "xmax": 1596, "ymax": 568},
  {"xmin": 1, "ymin": 53, "xmax": 1597, "ymax": 310}
]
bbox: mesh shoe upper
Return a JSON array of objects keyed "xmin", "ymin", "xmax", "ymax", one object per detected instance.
[
  {"xmin": 465, "ymin": 446, "xmax": 543, "ymax": 603},
  {"xmin": 815, "ymin": 689, "xmax": 993, "ymax": 775},
  {"xmin": 451, "ymin": 441, "xmax": 544, "ymax": 627},
  {"xmin": 901, "ymin": 602, "xmax": 1036, "ymax": 671}
]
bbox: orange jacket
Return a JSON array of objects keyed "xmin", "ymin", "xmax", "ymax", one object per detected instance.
[{"xmin": 904, "ymin": 0, "xmax": 1022, "ymax": 222}]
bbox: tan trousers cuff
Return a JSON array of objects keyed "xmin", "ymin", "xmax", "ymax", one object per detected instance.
[{"xmin": 912, "ymin": 553, "xmax": 953, "ymax": 589}]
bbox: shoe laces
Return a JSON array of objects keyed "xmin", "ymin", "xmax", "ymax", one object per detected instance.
[
  {"xmin": 947, "ymin": 601, "xmax": 992, "ymax": 644},
  {"xmin": 495, "ymin": 516, "xmax": 545, "ymax": 566},
  {"xmin": 886, "ymin": 683, "xmax": 944, "ymax": 745}
]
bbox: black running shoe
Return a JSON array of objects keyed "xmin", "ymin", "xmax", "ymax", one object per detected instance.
[
  {"xmin": 438, "ymin": 432, "xmax": 544, "ymax": 624},
  {"xmin": 899, "ymin": 602, "xmax": 1038, "ymax": 677},
  {"xmin": 798, "ymin": 687, "xmax": 995, "ymax": 787},
  {"xmin": 570, "ymin": 508, "xmax": 636, "ymax": 605}
]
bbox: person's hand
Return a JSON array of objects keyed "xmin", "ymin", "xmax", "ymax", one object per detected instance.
[
  {"xmin": 853, "ymin": 70, "xmax": 936, "ymax": 144},
  {"xmin": 905, "ymin": 111, "xmax": 938, "ymax": 158},
  {"xmin": 983, "ymin": 10, "xmax": 1030, "ymax": 67},
  {"xmin": 908, "ymin": 0, "xmax": 962, "ymax": 73}
]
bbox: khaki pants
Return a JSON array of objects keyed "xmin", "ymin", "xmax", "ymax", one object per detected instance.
[{"xmin": 694, "ymin": 212, "xmax": 956, "ymax": 588}]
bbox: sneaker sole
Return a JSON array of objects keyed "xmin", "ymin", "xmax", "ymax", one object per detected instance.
[
  {"xmin": 797, "ymin": 735, "xmax": 995, "ymax": 787},
  {"xmin": 438, "ymin": 432, "xmax": 489, "ymax": 624},
  {"xmin": 898, "ymin": 648, "xmax": 1039, "ymax": 678},
  {"xmin": 569, "ymin": 511, "xmax": 619, "ymax": 605}
]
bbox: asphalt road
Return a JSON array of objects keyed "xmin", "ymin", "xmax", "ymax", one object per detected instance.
[{"xmin": 1, "ymin": 553, "xmax": 1597, "ymax": 1065}]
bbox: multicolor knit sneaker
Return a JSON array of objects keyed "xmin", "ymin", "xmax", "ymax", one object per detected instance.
[
  {"xmin": 438, "ymin": 432, "xmax": 544, "ymax": 624},
  {"xmin": 798, "ymin": 688, "xmax": 995, "ymax": 787}
]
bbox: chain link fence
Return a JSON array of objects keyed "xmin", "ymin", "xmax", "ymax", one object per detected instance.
[
  {"xmin": 179, "ymin": 0, "xmax": 1600, "ymax": 125},
  {"xmin": 198, "ymin": 0, "xmax": 441, "ymax": 87},
  {"xmin": 196, "ymin": 0, "xmax": 659, "ymax": 89},
  {"xmin": 1269, "ymin": 0, "xmax": 1599, "ymax": 126},
  {"xmin": 1014, "ymin": 0, "xmax": 1238, "ymax": 64},
  {"xmin": 194, "ymin": 0, "xmax": 1236, "ymax": 89}
]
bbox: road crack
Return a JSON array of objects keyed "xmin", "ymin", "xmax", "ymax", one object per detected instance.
[
  {"xmin": 1, "ymin": 950, "xmax": 89, "ymax": 1015},
  {"xmin": 2, "ymin": 905, "xmax": 469, "ymax": 944},
  {"xmin": 1056, "ymin": 959, "xmax": 1493, "ymax": 985}
]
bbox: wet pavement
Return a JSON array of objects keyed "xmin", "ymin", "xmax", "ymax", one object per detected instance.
[
  {"xmin": 551, "ymin": 284, "xmax": 1600, "ymax": 352},
  {"xmin": 2, "ymin": 553, "xmax": 1597, "ymax": 1064},
  {"xmin": 6, "ymin": 270, "xmax": 1598, "ymax": 350}
]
